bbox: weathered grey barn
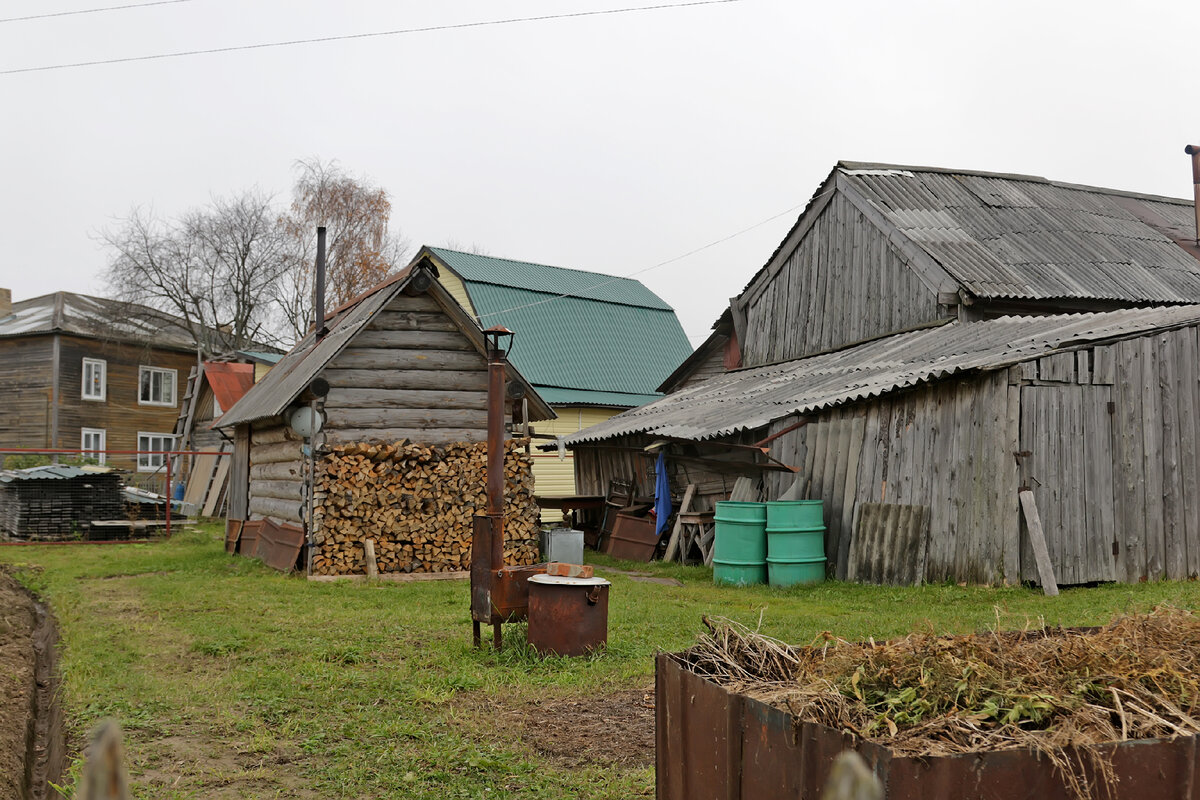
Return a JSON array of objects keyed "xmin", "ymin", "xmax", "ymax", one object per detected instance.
[
  {"xmin": 214, "ymin": 259, "xmax": 553, "ymax": 529},
  {"xmin": 565, "ymin": 162, "xmax": 1200, "ymax": 586}
]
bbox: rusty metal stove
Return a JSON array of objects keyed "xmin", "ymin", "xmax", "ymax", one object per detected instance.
[{"xmin": 471, "ymin": 326, "xmax": 546, "ymax": 649}]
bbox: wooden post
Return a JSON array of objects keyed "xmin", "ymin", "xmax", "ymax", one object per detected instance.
[
  {"xmin": 1019, "ymin": 489, "xmax": 1060, "ymax": 596},
  {"xmin": 77, "ymin": 721, "xmax": 131, "ymax": 800},
  {"xmin": 663, "ymin": 484, "xmax": 695, "ymax": 563},
  {"xmin": 819, "ymin": 751, "xmax": 882, "ymax": 800},
  {"xmin": 363, "ymin": 539, "xmax": 379, "ymax": 579}
]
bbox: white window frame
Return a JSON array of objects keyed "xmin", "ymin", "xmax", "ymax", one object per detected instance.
[
  {"xmin": 137, "ymin": 432, "xmax": 175, "ymax": 472},
  {"xmin": 82, "ymin": 358, "xmax": 106, "ymax": 401},
  {"xmin": 138, "ymin": 366, "xmax": 177, "ymax": 407},
  {"xmin": 80, "ymin": 428, "xmax": 106, "ymax": 464}
]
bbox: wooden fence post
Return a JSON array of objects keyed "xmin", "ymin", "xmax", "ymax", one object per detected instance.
[{"xmin": 820, "ymin": 751, "xmax": 883, "ymax": 800}]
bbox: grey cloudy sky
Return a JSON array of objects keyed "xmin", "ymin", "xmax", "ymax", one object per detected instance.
[{"xmin": 1, "ymin": 0, "xmax": 1196, "ymax": 346}]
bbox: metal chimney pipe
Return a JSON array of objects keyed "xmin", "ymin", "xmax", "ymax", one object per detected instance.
[
  {"xmin": 1186, "ymin": 145, "xmax": 1200, "ymax": 246},
  {"xmin": 315, "ymin": 226, "xmax": 328, "ymax": 338}
]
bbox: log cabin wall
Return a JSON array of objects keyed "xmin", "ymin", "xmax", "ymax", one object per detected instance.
[
  {"xmin": 320, "ymin": 292, "xmax": 494, "ymax": 447},
  {"xmin": 0, "ymin": 336, "xmax": 56, "ymax": 455},
  {"xmin": 738, "ymin": 192, "xmax": 949, "ymax": 368},
  {"xmin": 247, "ymin": 417, "xmax": 306, "ymax": 525}
]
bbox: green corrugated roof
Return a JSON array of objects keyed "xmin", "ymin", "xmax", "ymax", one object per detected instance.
[
  {"xmin": 428, "ymin": 248, "xmax": 693, "ymax": 408},
  {"xmin": 535, "ymin": 387, "xmax": 662, "ymax": 408},
  {"xmin": 429, "ymin": 247, "xmax": 672, "ymax": 310}
]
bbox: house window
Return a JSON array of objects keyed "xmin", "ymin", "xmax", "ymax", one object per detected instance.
[
  {"xmin": 137, "ymin": 432, "xmax": 175, "ymax": 472},
  {"xmin": 138, "ymin": 366, "xmax": 177, "ymax": 406},
  {"xmin": 82, "ymin": 358, "xmax": 106, "ymax": 401},
  {"xmin": 81, "ymin": 428, "xmax": 106, "ymax": 464}
]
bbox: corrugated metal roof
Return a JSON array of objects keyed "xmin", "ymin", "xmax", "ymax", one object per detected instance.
[
  {"xmin": 0, "ymin": 292, "xmax": 204, "ymax": 350},
  {"xmin": 204, "ymin": 362, "xmax": 255, "ymax": 411},
  {"xmin": 428, "ymin": 247, "xmax": 671, "ymax": 309},
  {"xmin": 462, "ymin": 283, "xmax": 692, "ymax": 404},
  {"xmin": 838, "ymin": 163, "xmax": 1200, "ymax": 303},
  {"xmin": 1, "ymin": 465, "xmax": 94, "ymax": 482},
  {"xmin": 535, "ymin": 386, "xmax": 662, "ymax": 408},
  {"xmin": 563, "ymin": 305, "xmax": 1200, "ymax": 445},
  {"xmin": 425, "ymin": 248, "xmax": 693, "ymax": 407}
]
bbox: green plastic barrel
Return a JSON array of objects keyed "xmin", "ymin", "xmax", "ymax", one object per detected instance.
[
  {"xmin": 765, "ymin": 500, "xmax": 827, "ymax": 587},
  {"xmin": 712, "ymin": 501, "xmax": 767, "ymax": 586}
]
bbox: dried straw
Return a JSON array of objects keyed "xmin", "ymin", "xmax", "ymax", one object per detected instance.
[{"xmin": 688, "ymin": 607, "xmax": 1200, "ymax": 800}]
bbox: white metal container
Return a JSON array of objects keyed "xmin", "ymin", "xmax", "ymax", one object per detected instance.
[{"xmin": 541, "ymin": 527, "xmax": 585, "ymax": 565}]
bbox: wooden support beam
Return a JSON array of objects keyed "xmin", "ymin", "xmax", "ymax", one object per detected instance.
[
  {"xmin": 1019, "ymin": 489, "xmax": 1059, "ymax": 596},
  {"xmin": 663, "ymin": 484, "xmax": 695, "ymax": 563}
]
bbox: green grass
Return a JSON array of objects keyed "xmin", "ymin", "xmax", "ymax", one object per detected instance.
[{"xmin": 7, "ymin": 524, "xmax": 1200, "ymax": 798}]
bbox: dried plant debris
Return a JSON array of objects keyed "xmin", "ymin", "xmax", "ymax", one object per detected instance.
[{"xmin": 689, "ymin": 608, "xmax": 1200, "ymax": 800}]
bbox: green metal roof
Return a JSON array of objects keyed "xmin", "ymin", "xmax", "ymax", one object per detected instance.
[
  {"xmin": 429, "ymin": 247, "xmax": 672, "ymax": 310},
  {"xmin": 535, "ymin": 387, "xmax": 662, "ymax": 408},
  {"xmin": 428, "ymin": 248, "xmax": 693, "ymax": 408}
]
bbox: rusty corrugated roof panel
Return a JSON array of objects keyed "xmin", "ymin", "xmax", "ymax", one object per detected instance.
[
  {"xmin": 562, "ymin": 305, "xmax": 1200, "ymax": 445},
  {"xmin": 204, "ymin": 362, "xmax": 255, "ymax": 413}
]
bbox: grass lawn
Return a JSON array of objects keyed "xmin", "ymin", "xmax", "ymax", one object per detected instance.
[{"xmin": 6, "ymin": 522, "xmax": 1200, "ymax": 798}]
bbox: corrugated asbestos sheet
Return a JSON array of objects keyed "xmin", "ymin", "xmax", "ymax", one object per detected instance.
[
  {"xmin": 0, "ymin": 291, "xmax": 209, "ymax": 350},
  {"xmin": 563, "ymin": 305, "xmax": 1200, "ymax": 445},
  {"xmin": 839, "ymin": 163, "xmax": 1200, "ymax": 303}
]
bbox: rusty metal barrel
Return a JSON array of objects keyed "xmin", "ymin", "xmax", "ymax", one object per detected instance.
[{"xmin": 526, "ymin": 574, "xmax": 611, "ymax": 657}]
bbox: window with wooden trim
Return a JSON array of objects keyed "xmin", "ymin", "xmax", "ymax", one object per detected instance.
[
  {"xmin": 81, "ymin": 428, "xmax": 106, "ymax": 464},
  {"xmin": 82, "ymin": 358, "xmax": 106, "ymax": 401},
  {"xmin": 137, "ymin": 432, "xmax": 174, "ymax": 471},
  {"xmin": 138, "ymin": 366, "xmax": 177, "ymax": 406}
]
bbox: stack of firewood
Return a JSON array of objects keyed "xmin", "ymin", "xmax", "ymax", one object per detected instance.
[{"xmin": 310, "ymin": 438, "xmax": 540, "ymax": 575}]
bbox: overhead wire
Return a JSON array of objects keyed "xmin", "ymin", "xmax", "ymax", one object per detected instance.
[
  {"xmin": 0, "ymin": 0, "xmax": 743, "ymax": 75},
  {"xmin": 474, "ymin": 199, "xmax": 811, "ymax": 322},
  {"xmin": 0, "ymin": 0, "xmax": 192, "ymax": 25}
]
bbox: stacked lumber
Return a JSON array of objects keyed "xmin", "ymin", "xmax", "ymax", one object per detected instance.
[
  {"xmin": 0, "ymin": 470, "xmax": 125, "ymax": 541},
  {"xmin": 311, "ymin": 438, "xmax": 539, "ymax": 575}
]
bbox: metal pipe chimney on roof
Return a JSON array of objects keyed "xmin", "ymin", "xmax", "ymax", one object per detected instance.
[
  {"xmin": 1186, "ymin": 145, "xmax": 1200, "ymax": 246},
  {"xmin": 315, "ymin": 226, "xmax": 328, "ymax": 339}
]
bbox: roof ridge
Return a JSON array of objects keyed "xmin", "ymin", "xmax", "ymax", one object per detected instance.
[
  {"xmin": 837, "ymin": 160, "xmax": 1194, "ymax": 206},
  {"xmin": 429, "ymin": 245, "xmax": 650, "ymax": 286}
]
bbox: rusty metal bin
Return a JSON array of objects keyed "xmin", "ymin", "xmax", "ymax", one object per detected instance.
[
  {"xmin": 656, "ymin": 651, "xmax": 1200, "ymax": 800},
  {"xmin": 526, "ymin": 574, "xmax": 610, "ymax": 656}
]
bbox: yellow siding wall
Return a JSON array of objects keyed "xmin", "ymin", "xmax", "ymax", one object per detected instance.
[
  {"xmin": 532, "ymin": 407, "xmax": 619, "ymax": 523},
  {"xmin": 253, "ymin": 362, "xmax": 272, "ymax": 382},
  {"xmin": 437, "ymin": 271, "xmax": 476, "ymax": 318}
]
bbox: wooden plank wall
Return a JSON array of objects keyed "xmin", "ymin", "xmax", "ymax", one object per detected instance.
[
  {"xmin": 55, "ymin": 335, "xmax": 195, "ymax": 472},
  {"xmin": 1100, "ymin": 327, "xmax": 1200, "ymax": 582},
  {"xmin": 740, "ymin": 193, "xmax": 945, "ymax": 367},
  {"xmin": 771, "ymin": 371, "xmax": 1021, "ymax": 585},
  {"xmin": 0, "ymin": 336, "xmax": 55, "ymax": 454},
  {"xmin": 247, "ymin": 417, "xmax": 305, "ymax": 525},
  {"xmin": 665, "ymin": 334, "xmax": 729, "ymax": 393},
  {"xmin": 320, "ymin": 293, "xmax": 494, "ymax": 447},
  {"xmin": 572, "ymin": 431, "xmax": 765, "ymax": 513}
]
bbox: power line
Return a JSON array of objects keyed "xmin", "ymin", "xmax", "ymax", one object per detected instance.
[
  {"xmin": 0, "ymin": 0, "xmax": 742, "ymax": 75},
  {"xmin": 475, "ymin": 199, "xmax": 811, "ymax": 322},
  {"xmin": 0, "ymin": 0, "xmax": 192, "ymax": 25}
]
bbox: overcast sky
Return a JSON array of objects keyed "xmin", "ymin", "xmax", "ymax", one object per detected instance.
[{"xmin": 1, "ymin": 0, "xmax": 1197, "ymax": 346}]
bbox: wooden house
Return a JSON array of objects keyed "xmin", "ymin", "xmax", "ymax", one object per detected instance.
[
  {"xmin": 563, "ymin": 162, "xmax": 1200, "ymax": 587},
  {"xmin": 0, "ymin": 289, "xmax": 201, "ymax": 477},
  {"xmin": 417, "ymin": 247, "xmax": 693, "ymax": 515},
  {"xmin": 213, "ymin": 259, "xmax": 554, "ymax": 572}
]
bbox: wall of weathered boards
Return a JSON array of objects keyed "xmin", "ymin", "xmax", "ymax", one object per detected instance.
[
  {"xmin": 755, "ymin": 325, "xmax": 1200, "ymax": 586},
  {"xmin": 577, "ymin": 322, "xmax": 1200, "ymax": 587}
]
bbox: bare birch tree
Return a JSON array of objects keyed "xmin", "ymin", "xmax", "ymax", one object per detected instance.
[
  {"xmin": 100, "ymin": 190, "xmax": 290, "ymax": 355},
  {"xmin": 276, "ymin": 158, "xmax": 410, "ymax": 341}
]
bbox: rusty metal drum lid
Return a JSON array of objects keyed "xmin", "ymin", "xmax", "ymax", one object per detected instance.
[{"xmin": 528, "ymin": 575, "xmax": 611, "ymax": 587}]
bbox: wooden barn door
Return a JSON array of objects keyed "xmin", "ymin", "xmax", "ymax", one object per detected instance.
[{"xmin": 1019, "ymin": 385, "xmax": 1117, "ymax": 585}]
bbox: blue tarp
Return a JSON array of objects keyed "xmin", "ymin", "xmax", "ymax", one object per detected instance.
[{"xmin": 654, "ymin": 451, "xmax": 672, "ymax": 537}]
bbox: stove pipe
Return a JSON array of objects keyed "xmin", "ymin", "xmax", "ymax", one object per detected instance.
[
  {"xmin": 1186, "ymin": 145, "xmax": 1200, "ymax": 247},
  {"xmin": 315, "ymin": 226, "xmax": 328, "ymax": 338}
]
